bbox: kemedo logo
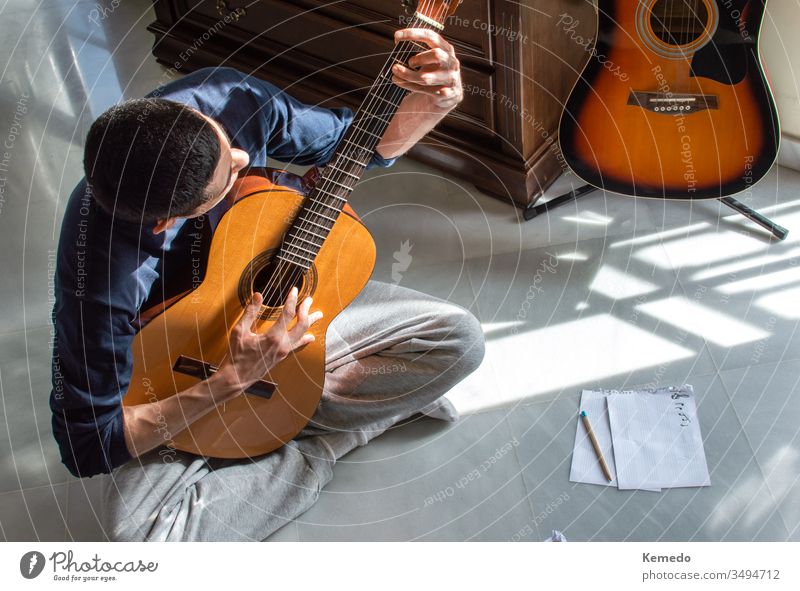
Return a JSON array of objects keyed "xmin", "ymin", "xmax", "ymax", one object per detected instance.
[{"xmin": 20, "ymin": 551, "xmax": 46, "ymax": 579}]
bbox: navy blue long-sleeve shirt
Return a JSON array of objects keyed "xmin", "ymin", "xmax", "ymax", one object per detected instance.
[{"xmin": 49, "ymin": 67, "xmax": 396, "ymax": 478}]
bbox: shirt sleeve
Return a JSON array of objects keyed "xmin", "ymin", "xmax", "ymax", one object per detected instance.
[
  {"xmin": 220, "ymin": 68, "xmax": 399, "ymax": 170},
  {"xmin": 50, "ymin": 294, "xmax": 134, "ymax": 477}
]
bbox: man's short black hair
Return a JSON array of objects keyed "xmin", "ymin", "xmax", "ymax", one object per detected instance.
[{"xmin": 83, "ymin": 98, "xmax": 222, "ymax": 224}]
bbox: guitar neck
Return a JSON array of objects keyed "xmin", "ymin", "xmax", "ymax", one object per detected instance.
[{"xmin": 277, "ymin": 11, "xmax": 449, "ymax": 270}]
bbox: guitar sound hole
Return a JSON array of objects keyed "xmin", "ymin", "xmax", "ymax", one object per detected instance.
[
  {"xmin": 650, "ymin": 0, "xmax": 709, "ymax": 46},
  {"xmin": 252, "ymin": 259, "xmax": 306, "ymax": 308},
  {"xmin": 238, "ymin": 248, "xmax": 318, "ymax": 319}
]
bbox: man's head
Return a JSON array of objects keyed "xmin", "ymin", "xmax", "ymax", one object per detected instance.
[{"xmin": 83, "ymin": 98, "xmax": 249, "ymax": 233}]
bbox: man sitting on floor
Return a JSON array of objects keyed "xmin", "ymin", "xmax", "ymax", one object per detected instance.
[{"xmin": 49, "ymin": 28, "xmax": 485, "ymax": 541}]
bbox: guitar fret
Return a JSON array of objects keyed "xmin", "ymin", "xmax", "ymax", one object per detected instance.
[
  {"xmin": 372, "ymin": 94, "xmax": 400, "ymax": 109},
  {"xmin": 298, "ymin": 217, "xmax": 332, "ymax": 231},
  {"xmin": 322, "ymin": 177, "xmax": 352, "ymax": 192},
  {"xmin": 342, "ymin": 139, "xmax": 374, "ymax": 154},
  {"xmin": 338, "ymin": 152, "xmax": 369, "ymax": 167},
  {"xmin": 309, "ymin": 198, "xmax": 342, "ymax": 211},
  {"xmin": 315, "ymin": 189, "xmax": 347, "ymax": 204},
  {"xmin": 307, "ymin": 210, "xmax": 337, "ymax": 223},
  {"xmin": 289, "ymin": 234, "xmax": 322, "ymax": 248},
  {"xmin": 327, "ymin": 164, "xmax": 360, "ymax": 180},
  {"xmin": 293, "ymin": 226, "xmax": 326, "ymax": 240},
  {"xmin": 283, "ymin": 241, "xmax": 317, "ymax": 256},
  {"xmin": 276, "ymin": 252, "xmax": 311, "ymax": 268},
  {"xmin": 408, "ymin": 40, "xmax": 431, "ymax": 51},
  {"xmin": 272, "ymin": 18, "xmax": 440, "ymax": 273},
  {"xmin": 352, "ymin": 125, "xmax": 382, "ymax": 141},
  {"xmin": 359, "ymin": 112, "xmax": 393, "ymax": 127}
]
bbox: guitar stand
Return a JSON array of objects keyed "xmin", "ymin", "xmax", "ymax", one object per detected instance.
[{"xmin": 523, "ymin": 184, "xmax": 789, "ymax": 241}]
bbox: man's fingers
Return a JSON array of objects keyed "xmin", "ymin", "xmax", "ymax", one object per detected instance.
[
  {"xmin": 392, "ymin": 63, "xmax": 452, "ymax": 87},
  {"xmin": 293, "ymin": 296, "xmax": 314, "ymax": 332},
  {"xmin": 395, "ymin": 28, "xmax": 454, "ymax": 55},
  {"xmin": 290, "ymin": 308, "xmax": 323, "ymax": 341},
  {"xmin": 408, "ymin": 48, "xmax": 452, "ymax": 70},
  {"xmin": 240, "ymin": 292, "xmax": 263, "ymax": 332},
  {"xmin": 274, "ymin": 287, "xmax": 299, "ymax": 331}
]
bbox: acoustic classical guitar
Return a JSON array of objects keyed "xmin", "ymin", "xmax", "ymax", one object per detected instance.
[
  {"xmin": 122, "ymin": 0, "xmax": 464, "ymax": 459},
  {"xmin": 559, "ymin": 0, "xmax": 780, "ymax": 200}
]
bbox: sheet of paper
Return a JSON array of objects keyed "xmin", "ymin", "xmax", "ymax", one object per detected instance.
[
  {"xmin": 607, "ymin": 385, "xmax": 710, "ymax": 490},
  {"xmin": 570, "ymin": 390, "xmax": 661, "ymax": 491}
]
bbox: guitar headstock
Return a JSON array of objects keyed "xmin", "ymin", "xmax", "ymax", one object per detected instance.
[{"xmin": 402, "ymin": 0, "xmax": 463, "ymax": 28}]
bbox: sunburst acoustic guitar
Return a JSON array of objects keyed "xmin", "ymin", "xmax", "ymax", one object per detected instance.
[
  {"xmin": 559, "ymin": 0, "xmax": 780, "ymax": 200},
  {"xmin": 122, "ymin": 0, "xmax": 464, "ymax": 458}
]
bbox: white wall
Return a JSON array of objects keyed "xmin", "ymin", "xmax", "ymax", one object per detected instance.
[{"xmin": 762, "ymin": 0, "xmax": 800, "ymax": 170}]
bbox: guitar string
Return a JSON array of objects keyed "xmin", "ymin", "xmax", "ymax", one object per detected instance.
[
  {"xmin": 248, "ymin": 0, "xmax": 450, "ymax": 342},
  {"xmin": 275, "ymin": 0, "xmax": 446, "ymax": 270},
  {"xmin": 253, "ymin": 10, "xmax": 442, "ymax": 313},
  {"xmin": 254, "ymin": 0, "xmax": 449, "ymax": 318}
]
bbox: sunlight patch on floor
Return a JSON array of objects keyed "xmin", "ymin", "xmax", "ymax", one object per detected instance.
[
  {"xmin": 756, "ymin": 286, "xmax": 800, "ymax": 319},
  {"xmin": 716, "ymin": 267, "xmax": 800, "ymax": 295},
  {"xmin": 590, "ymin": 264, "xmax": 660, "ymax": 300},
  {"xmin": 450, "ymin": 314, "xmax": 695, "ymax": 413},
  {"xmin": 635, "ymin": 296, "xmax": 770, "ymax": 347},
  {"xmin": 636, "ymin": 231, "xmax": 767, "ymax": 269}
]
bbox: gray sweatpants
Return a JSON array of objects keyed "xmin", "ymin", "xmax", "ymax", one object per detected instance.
[{"xmin": 101, "ymin": 279, "xmax": 485, "ymax": 541}]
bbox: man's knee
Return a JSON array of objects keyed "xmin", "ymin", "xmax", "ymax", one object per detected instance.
[{"xmin": 442, "ymin": 304, "xmax": 485, "ymax": 375}]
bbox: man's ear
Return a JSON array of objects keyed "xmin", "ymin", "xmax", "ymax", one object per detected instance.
[{"xmin": 152, "ymin": 217, "xmax": 179, "ymax": 234}]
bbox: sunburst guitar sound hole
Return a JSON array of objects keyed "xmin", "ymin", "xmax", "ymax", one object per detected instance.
[
  {"xmin": 638, "ymin": 0, "xmax": 718, "ymax": 58},
  {"xmin": 650, "ymin": 0, "xmax": 709, "ymax": 46}
]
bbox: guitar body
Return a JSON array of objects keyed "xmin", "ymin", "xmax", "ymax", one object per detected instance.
[
  {"xmin": 123, "ymin": 171, "xmax": 376, "ymax": 458},
  {"xmin": 559, "ymin": 0, "xmax": 780, "ymax": 199}
]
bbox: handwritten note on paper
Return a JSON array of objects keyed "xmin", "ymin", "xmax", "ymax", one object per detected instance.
[{"xmin": 607, "ymin": 385, "xmax": 710, "ymax": 491}]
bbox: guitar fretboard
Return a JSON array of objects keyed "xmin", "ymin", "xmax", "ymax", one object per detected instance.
[{"xmin": 276, "ymin": 12, "xmax": 446, "ymax": 270}]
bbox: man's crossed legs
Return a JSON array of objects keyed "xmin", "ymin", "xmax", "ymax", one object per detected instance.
[{"xmin": 101, "ymin": 279, "xmax": 485, "ymax": 541}]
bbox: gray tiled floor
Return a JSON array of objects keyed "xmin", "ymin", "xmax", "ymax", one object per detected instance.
[{"xmin": 0, "ymin": 0, "xmax": 798, "ymax": 542}]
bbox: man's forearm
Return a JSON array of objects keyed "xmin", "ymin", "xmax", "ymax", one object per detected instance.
[
  {"xmin": 121, "ymin": 372, "xmax": 241, "ymax": 459},
  {"xmin": 375, "ymin": 92, "xmax": 451, "ymax": 159}
]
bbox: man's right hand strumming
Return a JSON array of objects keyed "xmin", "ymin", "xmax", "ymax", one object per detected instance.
[
  {"xmin": 122, "ymin": 287, "xmax": 322, "ymax": 459},
  {"xmin": 215, "ymin": 287, "xmax": 323, "ymax": 397}
]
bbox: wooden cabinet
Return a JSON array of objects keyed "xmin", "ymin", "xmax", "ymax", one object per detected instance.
[{"xmin": 148, "ymin": 0, "xmax": 596, "ymax": 207}]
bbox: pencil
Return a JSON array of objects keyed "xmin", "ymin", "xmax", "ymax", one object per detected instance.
[{"xmin": 580, "ymin": 410, "xmax": 613, "ymax": 482}]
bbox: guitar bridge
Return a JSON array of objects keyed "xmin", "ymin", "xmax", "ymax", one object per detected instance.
[
  {"xmin": 173, "ymin": 355, "xmax": 276, "ymax": 399},
  {"xmin": 628, "ymin": 91, "xmax": 718, "ymax": 114}
]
